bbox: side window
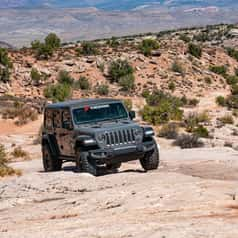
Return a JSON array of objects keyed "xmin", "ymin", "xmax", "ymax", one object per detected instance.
[
  {"xmin": 53, "ymin": 110, "xmax": 61, "ymax": 128},
  {"xmin": 62, "ymin": 109, "xmax": 73, "ymax": 130},
  {"xmin": 45, "ymin": 109, "xmax": 53, "ymax": 130}
]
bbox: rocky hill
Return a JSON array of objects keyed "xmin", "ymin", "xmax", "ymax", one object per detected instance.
[{"xmin": 1, "ymin": 23, "xmax": 238, "ymax": 149}]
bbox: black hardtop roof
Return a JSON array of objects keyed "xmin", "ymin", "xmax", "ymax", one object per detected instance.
[{"xmin": 45, "ymin": 98, "xmax": 122, "ymax": 109}]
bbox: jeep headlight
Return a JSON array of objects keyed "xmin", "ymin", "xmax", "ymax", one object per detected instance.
[
  {"xmin": 144, "ymin": 127, "xmax": 155, "ymax": 137},
  {"xmin": 97, "ymin": 133, "xmax": 106, "ymax": 144},
  {"xmin": 133, "ymin": 128, "xmax": 143, "ymax": 142}
]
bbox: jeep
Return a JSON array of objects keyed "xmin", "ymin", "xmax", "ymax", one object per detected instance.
[{"xmin": 42, "ymin": 99, "xmax": 160, "ymax": 176}]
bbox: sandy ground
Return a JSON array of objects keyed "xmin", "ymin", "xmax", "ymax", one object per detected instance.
[{"xmin": 0, "ymin": 145, "xmax": 238, "ymax": 238}]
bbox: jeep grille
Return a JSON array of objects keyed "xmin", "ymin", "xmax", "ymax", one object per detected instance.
[{"xmin": 105, "ymin": 129, "xmax": 135, "ymax": 147}]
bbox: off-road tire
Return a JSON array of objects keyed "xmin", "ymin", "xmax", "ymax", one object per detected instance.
[
  {"xmin": 79, "ymin": 151, "xmax": 103, "ymax": 176},
  {"xmin": 42, "ymin": 144, "xmax": 62, "ymax": 172},
  {"xmin": 140, "ymin": 139, "xmax": 159, "ymax": 171}
]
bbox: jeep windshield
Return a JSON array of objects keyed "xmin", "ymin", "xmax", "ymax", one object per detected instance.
[{"xmin": 73, "ymin": 103, "xmax": 128, "ymax": 125}]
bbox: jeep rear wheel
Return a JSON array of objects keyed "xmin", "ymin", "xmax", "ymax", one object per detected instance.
[
  {"xmin": 42, "ymin": 144, "xmax": 62, "ymax": 172},
  {"xmin": 79, "ymin": 151, "xmax": 103, "ymax": 176},
  {"xmin": 140, "ymin": 139, "xmax": 159, "ymax": 171}
]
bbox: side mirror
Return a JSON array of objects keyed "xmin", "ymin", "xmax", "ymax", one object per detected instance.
[
  {"xmin": 129, "ymin": 111, "xmax": 136, "ymax": 120},
  {"xmin": 63, "ymin": 121, "xmax": 72, "ymax": 130}
]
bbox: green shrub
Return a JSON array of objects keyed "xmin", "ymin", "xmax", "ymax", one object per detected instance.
[
  {"xmin": 193, "ymin": 32, "xmax": 209, "ymax": 42},
  {"xmin": 123, "ymin": 99, "xmax": 133, "ymax": 111},
  {"xmin": 141, "ymin": 89, "xmax": 150, "ymax": 98},
  {"xmin": 45, "ymin": 33, "xmax": 61, "ymax": 49},
  {"xmin": 218, "ymin": 115, "xmax": 234, "ymax": 124},
  {"xmin": 209, "ymin": 65, "xmax": 227, "ymax": 76},
  {"xmin": 0, "ymin": 48, "xmax": 12, "ymax": 68},
  {"xmin": 44, "ymin": 83, "xmax": 71, "ymax": 102},
  {"xmin": 216, "ymin": 96, "xmax": 226, "ymax": 106},
  {"xmin": 158, "ymin": 123, "xmax": 178, "ymax": 139},
  {"xmin": 168, "ymin": 81, "xmax": 176, "ymax": 92},
  {"xmin": 204, "ymin": 77, "xmax": 212, "ymax": 84},
  {"xmin": 31, "ymin": 33, "xmax": 61, "ymax": 59},
  {"xmin": 231, "ymin": 84, "xmax": 238, "ymax": 95},
  {"xmin": 78, "ymin": 41, "xmax": 98, "ymax": 56},
  {"xmin": 188, "ymin": 43, "xmax": 202, "ymax": 58},
  {"xmin": 187, "ymin": 98, "xmax": 200, "ymax": 107},
  {"xmin": 173, "ymin": 134, "xmax": 204, "ymax": 149},
  {"xmin": 139, "ymin": 39, "xmax": 159, "ymax": 56},
  {"xmin": 57, "ymin": 70, "xmax": 74, "ymax": 85},
  {"xmin": 179, "ymin": 34, "xmax": 191, "ymax": 43},
  {"xmin": 0, "ymin": 144, "xmax": 21, "ymax": 177},
  {"xmin": 96, "ymin": 84, "xmax": 109, "ymax": 96},
  {"xmin": 119, "ymin": 74, "xmax": 135, "ymax": 91},
  {"xmin": 227, "ymin": 47, "xmax": 238, "ymax": 61},
  {"xmin": 73, "ymin": 76, "xmax": 90, "ymax": 90},
  {"xmin": 107, "ymin": 37, "xmax": 120, "ymax": 48},
  {"xmin": 225, "ymin": 75, "xmax": 238, "ymax": 85},
  {"xmin": 0, "ymin": 67, "xmax": 10, "ymax": 83},
  {"xmin": 108, "ymin": 59, "xmax": 134, "ymax": 83},
  {"xmin": 193, "ymin": 125, "xmax": 209, "ymax": 138},
  {"xmin": 171, "ymin": 61, "xmax": 184, "ymax": 75},
  {"xmin": 226, "ymin": 95, "xmax": 238, "ymax": 109}
]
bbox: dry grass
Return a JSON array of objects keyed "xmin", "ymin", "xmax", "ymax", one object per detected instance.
[{"xmin": 11, "ymin": 146, "xmax": 30, "ymax": 160}]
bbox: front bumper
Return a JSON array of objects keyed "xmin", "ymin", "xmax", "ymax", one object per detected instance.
[{"xmin": 88, "ymin": 141, "xmax": 156, "ymax": 164}]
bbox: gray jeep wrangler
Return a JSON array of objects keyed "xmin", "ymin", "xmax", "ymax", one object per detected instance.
[{"xmin": 42, "ymin": 99, "xmax": 159, "ymax": 176}]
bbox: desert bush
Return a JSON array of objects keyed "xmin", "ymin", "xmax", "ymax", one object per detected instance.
[
  {"xmin": 44, "ymin": 83, "xmax": 71, "ymax": 102},
  {"xmin": 209, "ymin": 65, "xmax": 227, "ymax": 76},
  {"xmin": 0, "ymin": 67, "xmax": 10, "ymax": 83},
  {"xmin": 231, "ymin": 84, "xmax": 238, "ymax": 95},
  {"xmin": 193, "ymin": 125, "xmax": 209, "ymax": 138},
  {"xmin": 158, "ymin": 123, "xmax": 178, "ymax": 139},
  {"xmin": 225, "ymin": 75, "xmax": 238, "ymax": 85},
  {"xmin": 45, "ymin": 33, "xmax": 61, "ymax": 49},
  {"xmin": 0, "ymin": 144, "xmax": 21, "ymax": 177},
  {"xmin": 193, "ymin": 32, "xmax": 209, "ymax": 42},
  {"xmin": 171, "ymin": 61, "xmax": 185, "ymax": 75},
  {"xmin": 139, "ymin": 39, "xmax": 159, "ymax": 56},
  {"xmin": 216, "ymin": 96, "xmax": 226, "ymax": 106},
  {"xmin": 107, "ymin": 37, "xmax": 120, "ymax": 48},
  {"xmin": 123, "ymin": 99, "xmax": 133, "ymax": 111},
  {"xmin": 188, "ymin": 43, "xmax": 202, "ymax": 58},
  {"xmin": 31, "ymin": 33, "xmax": 60, "ymax": 59},
  {"xmin": 78, "ymin": 41, "xmax": 98, "ymax": 56},
  {"xmin": 30, "ymin": 68, "xmax": 47, "ymax": 85},
  {"xmin": 141, "ymin": 89, "xmax": 150, "ymax": 98},
  {"xmin": 57, "ymin": 70, "xmax": 74, "ymax": 85},
  {"xmin": 96, "ymin": 84, "xmax": 109, "ymax": 96},
  {"xmin": 218, "ymin": 115, "xmax": 234, "ymax": 124},
  {"xmin": 168, "ymin": 81, "xmax": 176, "ymax": 92},
  {"xmin": 119, "ymin": 74, "xmax": 135, "ymax": 91},
  {"xmin": 11, "ymin": 146, "xmax": 30, "ymax": 160},
  {"xmin": 227, "ymin": 47, "xmax": 238, "ymax": 61},
  {"xmin": 204, "ymin": 77, "xmax": 212, "ymax": 84},
  {"xmin": 73, "ymin": 76, "xmax": 90, "ymax": 90},
  {"xmin": 179, "ymin": 34, "xmax": 191, "ymax": 43},
  {"xmin": 2, "ymin": 103, "xmax": 38, "ymax": 126},
  {"xmin": 226, "ymin": 95, "xmax": 238, "ymax": 109},
  {"xmin": 108, "ymin": 59, "xmax": 134, "ymax": 83},
  {"xmin": 184, "ymin": 112, "xmax": 210, "ymax": 132},
  {"xmin": 173, "ymin": 134, "xmax": 204, "ymax": 149},
  {"xmin": 186, "ymin": 98, "xmax": 200, "ymax": 107},
  {"xmin": 0, "ymin": 48, "xmax": 12, "ymax": 68}
]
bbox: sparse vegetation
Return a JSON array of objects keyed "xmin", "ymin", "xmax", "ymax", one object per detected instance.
[
  {"xmin": 11, "ymin": 146, "xmax": 30, "ymax": 160},
  {"xmin": 179, "ymin": 34, "xmax": 191, "ymax": 43},
  {"xmin": 209, "ymin": 65, "xmax": 227, "ymax": 77},
  {"xmin": 0, "ymin": 67, "xmax": 10, "ymax": 83},
  {"xmin": 108, "ymin": 59, "xmax": 134, "ymax": 84},
  {"xmin": 118, "ymin": 74, "xmax": 135, "ymax": 91},
  {"xmin": 107, "ymin": 37, "xmax": 120, "ymax": 48},
  {"xmin": 44, "ymin": 83, "xmax": 72, "ymax": 102},
  {"xmin": 171, "ymin": 61, "xmax": 184, "ymax": 75},
  {"xmin": 193, "ymin": 125, "xmax": 209, "ymax": 138},
  {"xmin": 78, "ymin": 41, "xmax": 99, "ymax": 56},
  {"xmin": 123, "ymin": 99, "xmax": 133, "ymax": 111},
  {"xmin": 0, "ymin": 48, "xmax": 12, "ymax": 68},
  {"xmin": 168, "ymin": 81, "xmax": 176, "ymax": 92},
  {"xmin": 139, "ymin": 38, "xmax": 159, "ymax": 56},
  {"xmin": 173, "ymin": 134, "xmax": 204, "ymax": 149},
  {"xmin": 158, "ymin": 123, "xmax": 178, "ymax": 139},
  {"xmin": 31, "ymin": 33, "xmax": 61, "ymax": 59},
  {"xmin": 0, "ymin": 144, "xmax": 21, "ymax": 177},
  {"xmin": 188, "ymin": 43, "xmax": 202, "ymax": 58},
  {"xmin": 73, "ymin": 76, "xmax": 90, "ymax": 90},
  {"xmin": 216, "ymin": 96, "xmax": 226, "ymax": 106},
  {"xmin": 218, "ymin": 115, "xmax": 234, "ymax": 125},
  {"xmin": 227, "ymin": 47, "xmax": 238, "ymax": 62},
  {"xmin": 57, "ymin": 70, "xmax": 74, "ymax": 85},
  {"xmin": 96, "ymin": 84, "xmax": 109, "ymax": 96}
]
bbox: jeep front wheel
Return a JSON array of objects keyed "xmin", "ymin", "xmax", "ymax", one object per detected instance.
[
  {"xmin": 140, "ymin": 139, "xmax": 159, "ymax": 171},
  {"xmin": 79, "ymin": 151, "xmax": 103, "ymax": 176},
  {"xmin": 42, "ymin": 144, "xmax": 62, "ymax": 172}
]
